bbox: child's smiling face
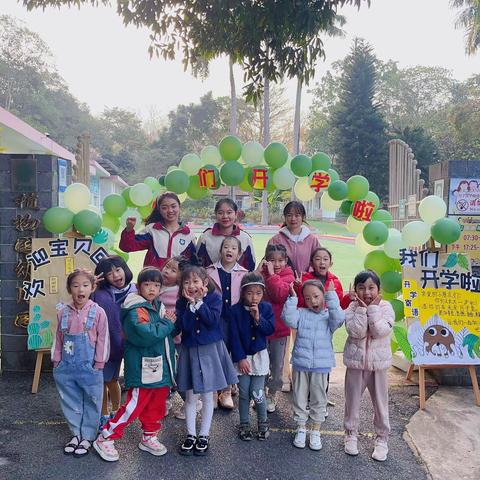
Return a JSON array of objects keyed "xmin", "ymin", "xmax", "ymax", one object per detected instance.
[
  {"xmin": 216, "ymin": 204, "xmax": 237, "ymax": 229},
  {"xmin": 183, "ymin": 273, "xmax": 208, "ymax": 298},
  {"xmin": 303, "ymin": 284, "xmax": 325, "ymax": 313},
  {"xmin": 267, "ymin": 251, "xmax": 287, "ymax": 274},
  {"xmin": 355, "ymin": 278, "xmax": 379, "ymax": 305},
  {"xmin": 221, "ymin": 239, "xmax": 241, "ymax": 265},
  {"xmin": 311, "ymin": 250, "xmax": 332, "ymax": 276},
  {"xmin": 105, "ymin": 266, "xmax": 126, "ymax": 289}
]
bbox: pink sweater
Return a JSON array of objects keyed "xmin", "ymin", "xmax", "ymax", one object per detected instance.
[
  {"xmin": 51, "ymin": 300, "xmax": 110, "ymax": 369},
  {"xmin": 267, "ymin": 226, "xmax": 320, "ymax": 274},
  {"xmin": 159, "ymin": 285, "xmax": 179, "ymax": 312}
]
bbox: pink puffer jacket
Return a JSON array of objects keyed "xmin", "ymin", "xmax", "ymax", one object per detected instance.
[{"xmin": 343, "ymin": 300, "xmax": 394, "ymax": 371}]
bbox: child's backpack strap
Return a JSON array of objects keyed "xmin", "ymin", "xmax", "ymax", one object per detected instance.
[
  {"xmin": 60, "ymin": 307, "xmax": 70, "ymax": 332},
  {"xmin": 85, "ymin": 304, "xmax": 97, "ymax": 331}
]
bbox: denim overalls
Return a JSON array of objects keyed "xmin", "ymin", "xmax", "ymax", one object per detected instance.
[{"xmin": 53, "ymin": 304, "xmax": 104, "ymax": 441}]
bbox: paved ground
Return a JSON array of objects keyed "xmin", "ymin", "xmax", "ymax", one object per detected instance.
[{"xmin": 0, "ymin": 360, "xmax": 433, "ymax": 480}]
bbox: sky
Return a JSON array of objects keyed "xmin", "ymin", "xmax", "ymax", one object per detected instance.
[{"xmin": 1, "ymin": 0, "xmax": 480, "ymax": 120}]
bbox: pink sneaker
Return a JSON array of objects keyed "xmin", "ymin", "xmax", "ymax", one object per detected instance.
[
  {"xmin": 138, "ymin": 434, "xmax": 167, "ymax": 456},
  {"xmin": 93, "ymin": 436, "xmax": 119, "ymax": 462}
]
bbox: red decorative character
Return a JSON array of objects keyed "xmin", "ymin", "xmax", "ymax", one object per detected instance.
[
  {"xmin": 310, "ymin": 172, "xmax": 330, "ymax": 192},
  {"xmin": 198, "ymin": 168, "xmax": 217, "ymax": 188},
  {"xmin": 252, "ymin": 168, "xmax": 268, "ymax": 189},
  {"xmin": 352, "ymin": 200, "xmax": 376, "ymax": 221}
]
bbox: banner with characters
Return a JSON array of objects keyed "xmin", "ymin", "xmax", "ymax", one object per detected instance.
[
  {"xmin": 447, "ymin": 216, "xmax": 480, "ymax": 275},
  {"xmin": 400, "ymin": 248, "xmax": 480, "ymax": 365},
  {"xmin": 448, "ymin": 178, "xmax": 480, "ymax": 215},
  {"xmin": 26, "ymin": 238, "xmax": 109, "ymax": 350}
]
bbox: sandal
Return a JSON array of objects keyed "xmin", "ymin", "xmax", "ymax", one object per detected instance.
[
  {"xmin": 238, "ymin": 424, "xmax": 253, "ymax": 441},
  {"xmin": 74, "ymin": 439, "xmax": 91, "ymax": 457},
  {"xmin": 64, "ymin": 436, "xmax": 80, "ymax": 455}
]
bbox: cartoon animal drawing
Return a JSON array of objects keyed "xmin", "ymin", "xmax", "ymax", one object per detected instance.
[{"xmin": 423, "ymin": 324, "xmax": 455, "ymax": 357}]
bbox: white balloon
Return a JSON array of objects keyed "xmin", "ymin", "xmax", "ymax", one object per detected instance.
[
  {"xmin": 346, "ymin": 216, "xmax": 367, "ymax": 234},
  {"xmin": 321, "ymin": 192, "xmax": 342, "ymax": 212},
  {"xmin": 294, "ymin": 177, "xmax": 316, "ymax": 201},
  {"xmin": 242, "ymin": 141, "xmax": 264, "ymax": 167},
  {"xmin": 384, "ymin": 228, "xmax": 405, "ymax": 258},
  {"xmin": 418, "ymin": 195, "xmax": 447, "ymax": 224},
  {"xmin": 401, "ymin": 221, "xmax": 431, "ymax": 247},
  {"xmin": 64, "ymin": 183, "xmax": 91, "ymax": 214}
]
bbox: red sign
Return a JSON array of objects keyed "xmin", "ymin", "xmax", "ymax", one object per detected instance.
[
  {"xmin": 352, "ymin": 200, "xmax": 376, "ymax": 221},
  {"xmin": 198, "ymin": 168, "xmax": 217, "ymax": 188},
  {"xmin": 310, "ymin": 172, "xmax": 331, "ymax": 192},
  {"xmin": 252, "ymin": 168, "xmax": 268, "ymax": 189}
]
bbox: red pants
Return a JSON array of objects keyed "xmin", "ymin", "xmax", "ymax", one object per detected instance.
[{"xmin": 102, "ymin": 386, "xmax": 169, "ymax": 440}]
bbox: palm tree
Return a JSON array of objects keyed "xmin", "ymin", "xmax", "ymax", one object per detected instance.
[{"xmin": 451, "ymin": 0, "xmax": 480, "ymax": 55}]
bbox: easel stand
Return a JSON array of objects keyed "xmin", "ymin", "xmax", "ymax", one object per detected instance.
[
  {"xmin": 31, "ymin": 348, "xmax": 50, "ymax": 394},
  {"xmin": 406, "ymin": 363, "xmax": 480, "ymax": 409}
]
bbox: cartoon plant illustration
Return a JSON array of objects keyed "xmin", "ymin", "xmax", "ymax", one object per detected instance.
[
  {"xmin": 463, "ymin": 333, "xmax": 480, "ymax": 359},
  {"xmin": 443, "ymin": 252, "xmax": 469, "ymax": 270}
]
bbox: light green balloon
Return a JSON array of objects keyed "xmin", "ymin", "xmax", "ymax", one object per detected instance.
[
  {"xmin": 418, "ymin": 195, "xmax": 447, "ymax": 224},
  {"xmin": 371, "ymin": 209, "xmax": 393, "ymax": 227},
  {"xmin": 187, "ymin": 175, "xmax": 209, "ymax": 200},
  {"xmin": 121, "ymin": 187, "xmax": 135, "ymax": 207},
  {"xmin": 144, "ymin": 176, "xmax": 162, "ymax": 193},
  {"xmin": 179, "ymin": 153, "xmax": 202, "ymax": 175},
  {"xmin": 355, "ymin": 232, "xmax": 380, "ymax": 255},
  {"xmin": 73, "ymin": 209, "xmax": 102, "ymax": 236},
  {"xmin": 364, "ymin": 250, "xmax": 396, "ymax": 276},
  {"xmin": 346, "ymin": 215, "xmax": 367, "ymax": 234},
  {"xmin": 64, "ymin": 183, "xmax": 91, "ymax": 214},
  {"xmin": 347, "ymin": 175, "xmax": 370, "ymax": 201},
  {"xmin": 200, "ymin": 145, "xmax": 222, "ymax": 166},
  {"xmin": 130, "ymin": 183, "xmax": 153, "ymax": 206},
  {"xmin": 102, "ymin": 213, "xmax": 120, "ymax": 233},
  {"xmin": 328, "ymin": 169, "xmax": 340, "ymax": 183},
  {"xmin": 220, "ymin": 161, "xmax": 244, "ymax": 186},
  {"xmin": 272, "ymin": 167, "xmax": 296, "ymax": 190},
  {"xmin": 42, "ymin": 207, "xmax": 74, "ymax": 234},
  {"xmin": 165, "ymin": 169, "xmax": 190, "ymax": 194},
  {"xmin": 321, "ymin": 192, "xmax": 342, "ymax": 212},
  {"xmin": 239, "ymin": 168, "xmax": 253, "ymax": 192},
  {"xmin": 242, "ymin": 141, "xmax": 264, "ymax": 167},
  {"xmin": 383, "ymin": 228, "xmax": 404, "ymax": 259},
  {"xmin": 219, "ymin": 135, "xmax": 242, "ymax": 161},
  {"xmin": 401, "ymin": 220, "xmax": 431, "ymax": 247},
  {"xmin": 137, "ymin": 203, "xmax": 154, "ymax": 219},
  {"xmin": 103, "ymin": 193, "xmax": 127, "ymax": 217},
  {"xmin": 363, "ymin": 191, "xmax": 380, "ymax": 209},
  {"xmin": 294, "ymin": 177, "xmax": 316, "ymax": 201}
]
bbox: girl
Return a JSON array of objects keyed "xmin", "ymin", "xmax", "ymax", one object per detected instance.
[
  {"xmin": 343, "ymin": 270, "xmax": 394, "ymax": 462},
  {"xmin": 257, "ymin": 244, "xmax": 295, "ymax": 413},
  {"xmin": 282, "ymin": 280, "xmax": 345, "ymax": 451},
  {"xmin": 267, "ymin": 201, "xmax": 321, "ymax": 275},
  {"xmin": 52, "ymin": 269, "xmax": 109, "ymax": 457},
  {"xmin": 94, "ymin": 267, "xmax": 176, "ymax": 462},
  {"xmin": 229, "ymin": 273, "xmax": 275, "ymax": 441},
  {"xmin": 119, "ymin": 192, "xmax": 196, "ymax": 269},
  {"xmin": 197, "ymin": 198, "xmax": 255, "ymax": 270},
  {"xmin": 175, "ymin": 264, "xmax": 238, "ymax": 456},
  {"xmin": 93, "ymin": 255, "xmax": 136, "ymax": 428},
  {"xmin": 207, "ymin": 236, "xmax": 248, "ymax": 409}
]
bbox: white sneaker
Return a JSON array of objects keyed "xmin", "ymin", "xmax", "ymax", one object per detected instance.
[
  {"xmin": 309, "ymin": 430, "xmax": 322, "ymax": 450},
  {"xmin": 344, "ymin": 435, "xmax": 359, "ymax": 456},
  {"xmin": 93, "ymin": 436, "xmax": 119, "ymax": 462},
  {"xmin": 372, "ymin": 439, "xmax": 388, "ymax": 462},
  {"xmin": 266, "ymin": 395, "xmax": 276, "ymax": 413},
  {"xmin": 293, "ymin": 427, "xmax": 307, "ymax": 448},
  {"xmin": 138, "ymin": 435, "xmax": 167, "ymax": 456}
]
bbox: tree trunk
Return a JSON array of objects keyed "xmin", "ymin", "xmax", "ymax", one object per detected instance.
[
  {"xmin": 261, "ymin": 77, "xmax": 271, "ymax": 225},
  {"xmin": 292, "ymin": 76, "xmax": 302, "ymax": 200},
  {"xmin": 229, "ymin": 56, "xmax": 237, "ymax": 203}
]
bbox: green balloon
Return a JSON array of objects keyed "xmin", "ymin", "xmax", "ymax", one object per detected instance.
[
  {"xmin": 430, "ymin": 218, "xmax": 461, "ymax": 245},
  {"xmin": 74, "ymin": 209, "xmax": 102, "ymax": 236},
  {"xmin": 137, "ymin": 204, "xmax": 153, "ymax": 219},
  {"xmin": 179, "ymin": 153, "xmax": 202, "ymax": 175},
  {"xmin": 371, "ymin": 209, "xmax": 393, "ymax": 227},
  {"xmin": 364, "ymin": 250, "xmax": 396, "ymax": 276},
  {"xmin": 291, "ymin": 154, "xmax": 312, "ymax": 177},
  {"xmin": 130, "ymin": 183, "xmax": 153, "ymax": 206},
  {"xmin": 347, "ymin": 175, "xmax": 369, "ymax": 201},
  {"xmin": 390, "ymin": 299, "xmax": 405, "ymax": 322},
  {"xmin": 381, "ymin": 271, "xmax": 402, "ymax": 294},
  {"xmin": 42, "ymin": 207, "xmax": 74, "ymax": 234},
  {"xmin": 364, "ymin": 191, "xmax": 380, "ymax": 209},
  {"xmin": 201, "ymin": 164, "xmax": 221, "ymax": 190},
  {"xmin": 363, "ymin": 221, "xmax": 389, "ymax": 246},
  {"xmin": 165, "ymin": 169, "xmax": 190, "ymax": 194},
  {"xmin": 239, "ymin": 168, "xmax": 253, "ymax": 192},
  {"xmin": 219, "ymin": 135, "xmax": 242, "ymax": 161},
  {"xmin": 158, "ymin": 176, "xmax": 166, "ymax": 187},
  {"xmin": 328, "ymin": 169, "xmax": 340, "ymax": 182},
  {"xmin": 273, "ymin": 167, "xmax": 296, "ymax": 190},
  {"xmin": 187, "ymin": 175, "xmax": 209, "ymax": 200},
  {"xmin": 121, "ymin": 187, "xmax": 135, "ymax": 207},
  {"xmin": 220, "ymin": 161, "xmax": 244, "ymax": 186},
  {"xmin": 328, "ymin": 180, "xmax": 348, "ymax": 201},
  {"xmin": 264, "ymin": 142, "xmax": 288, "ymax": 169},
  {"xmin": 200, "ymin": 145, "xmax": 222, "ymax": 166},
  {"xmin": 340, "ymin": 200, "xmax": 353, "ymax": 215},
  {"xmin": 110, "ymin": 247, "xmax": 129, "ymax": 263},
  {"xmin": 103, "ymin": 193, "xmax": 127, "ymax": 217},
  {"xmin": 102, "ymin": 213, "xmax": 120, "ymax": 233},
  {"xmin": 144, "ymin": 176, "xmax": 162, "ymax": 193},
  {"xmin": 311, "ymin": 152, "xmax": 332, "ymax": 171}
]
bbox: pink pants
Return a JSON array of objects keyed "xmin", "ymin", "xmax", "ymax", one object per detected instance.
[{"xmin": 344, "ymin": 368, "xmax": 390, "ymax": 441}]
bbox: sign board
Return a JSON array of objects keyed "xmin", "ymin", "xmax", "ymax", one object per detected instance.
[
  {"xmin": 448, "ymin": 178, "xmax": 480, "ymax": 215},
  {"xmin": 447, "ymin": 216, "xmax": 480, "ymax": 275},
  {"xmin": 407, "ymin": 194, "xmax": 417, "ymax": 217},
  {"xmin": 26, "ymin": 238, "xmax": 108, "ymax": 350},
  {"xmin": 400, "ymin": 248, "xmax": 480, "ymax": 366},
  {"xmin": 399, "ymin": 199, "xmax": 406, "ymax": 220}
]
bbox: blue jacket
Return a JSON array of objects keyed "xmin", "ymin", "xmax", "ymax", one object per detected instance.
[
  {"xmin": 175, "ymin": 291, "xmax": 224, "ymax": 347},
  {"xmin": 229, "ymin": 301, "xmax": 275, "ymax": 363},
  {"xmin": 281, "ymin": 291, "xmax": 345, "ymax": 371}
]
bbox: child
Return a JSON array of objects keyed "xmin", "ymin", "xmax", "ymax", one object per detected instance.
[
  {"xmin": 282, "ymin": 280, "xmax": 345, "ymax": 450},
  {"xmin": 197, "ymin": 198, "xmax": 255, "ymax": 270},
  {"xmin": 175, "ymin": 263, "xmax": 238, "ymax": 456},
  {"xmin": 343, "ymin": 270, "xmax": 394, "ymax": 462},
  {"xmin": 93, "ymin": 267, "xmax": 176, "ymax": 462},
  {"xmin": 119, "ymin": 192, "xmax": 196, "ymax": 269},
  {"xmin": 229, "ymin": 273, "xmax": 275, "ymax": 441},
  {"xmin": 267, "ymin": 201, "xmax": 320, "ymax": 275},
  {"xmin": 93, "ymin": 255, "xmax": 136, "ymax": 428},
  {"xmin": 257, "ymin": 244, "xmax": 295, "ymax": 412},
  {"xmin": 52, "ymin": 269, "xmax": 109, "ymax": 457},
  {"xmin": 207, "ymin": 236, "xmax": 248, "ymax": 409}
]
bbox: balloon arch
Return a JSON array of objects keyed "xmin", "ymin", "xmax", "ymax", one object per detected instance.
[{"xmin": 42, "ymin": 135, "xmax": 461, "ymax": 359}]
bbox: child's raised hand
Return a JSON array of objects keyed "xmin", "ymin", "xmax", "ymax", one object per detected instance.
[
  {"xmin": 370, "ymin": 295, "xmax": 382, "ymax": 306},
  {"xmin": 238, "ymin": 358, "xmax": 252, "ymax": 375},
  {"xmin": 348, "ymin": 283, "xmax": 356, "ymax": 300},
  {"xmin": 126, "ymin": 216, "xmax": 136, "ymax": 231},
  {"xmin": 165, "ymin": 310, "xmax": 176, "ymax": 323},
  {"xmin": 254, "ymin": 259, "xmax": 266, "ymax": 274},
  {"xmin": 266, "ymin": 260, "xmax": 275, "ymax": 276},
  {"xmin": 327, "ymin": 281, "xmax": 335, "ymax": 292},
  {"xmin": 294, "ymin": 271, "xmax": 302, "ymax": 286},
  {"xmin": 289, "ymin": 282, "xmax": 297, "ymax": 297},
  {"xmin": 94, "ymin": 272, "xmax": 104, "ymax": 286},
  {"xmin": 196, "ymin": 285, "xmax": 208, "ymax": 301},
  {"xmin": 182, "ymin": 287, "xmax": 195, "ymax": 304},
  {"xmin": 250, "ymin": 303, "xmax": 260, "ymax": 322},
  {"xmin": 356, "ymin": 296, "xmax": 368, "ymax": 308}
]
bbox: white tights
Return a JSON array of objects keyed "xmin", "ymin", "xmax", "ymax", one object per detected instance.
[{"xmin": 185, "ymin": 389, "xmax": 214, "ymax": 437}]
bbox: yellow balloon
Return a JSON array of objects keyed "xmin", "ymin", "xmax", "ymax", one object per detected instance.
[
  {"xmin": 294, "ymin": 177, "xmax": 316, "ymax": 201},
  {"xmin": 346, "ymin": 215, "xmax": 367, "ymax": 234},
  {"xmin": 355, "ymin": 233, "xmax": 380, "ymax": 255},
  {"xmin": 64, "ymin": 183, "xmax": 91, "ymax": 214},
  {"xmin": 178, "ymin": 193, "xmax": 188, "ymax": 203},
  {"xmin": 321, "ymin": 192, "xmax": 342, "ymax": 212}
]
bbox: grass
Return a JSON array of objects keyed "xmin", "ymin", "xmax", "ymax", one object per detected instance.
[{"xmin": 123, "ymin": 221, "xmax": 364, "ymax": 352}]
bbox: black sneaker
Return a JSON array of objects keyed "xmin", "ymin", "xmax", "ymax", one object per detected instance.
[
  {"xmin": 257, "ymin": 422, "xmax": 270, "ymax": 441},
  {"xmin": 180, "ymin": 435, "xmax": 196, "ymax": 456},
  {"xmin": 194, "ymin": 435, "xmax": 209, "ymax": 456},
  {"xmin": 238, "ymin": 424, "xmax": 253, "ymax": 441}
]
